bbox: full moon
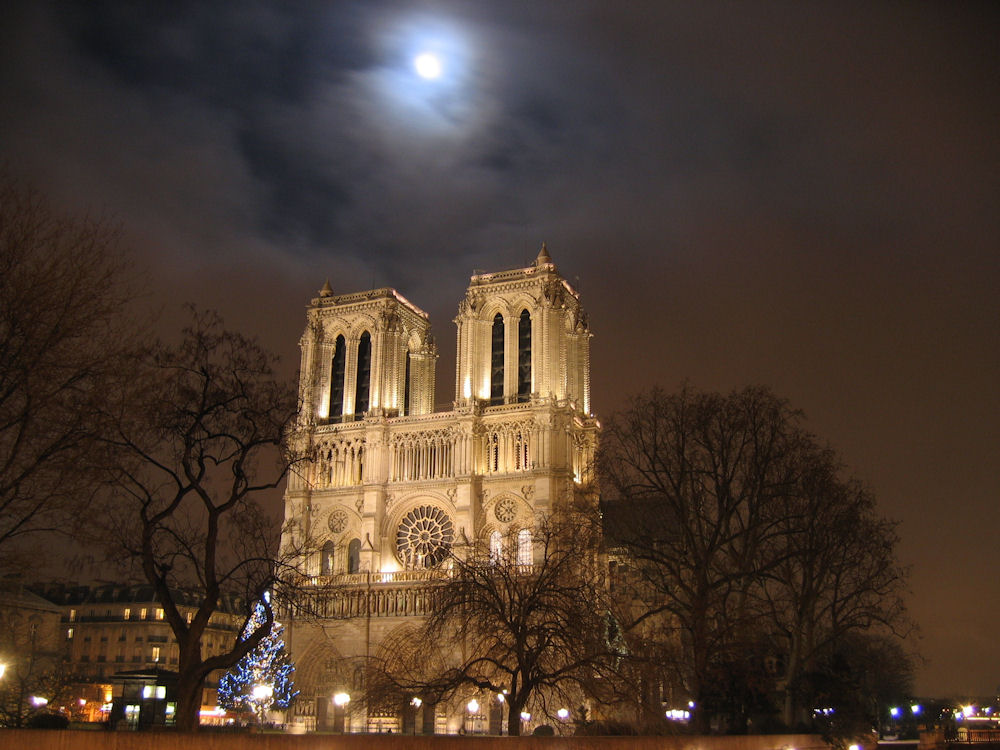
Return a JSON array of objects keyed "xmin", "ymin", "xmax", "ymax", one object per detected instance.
[{"xmin": 414, "ymin": 52, "xmax": 442, "ymax": 79}]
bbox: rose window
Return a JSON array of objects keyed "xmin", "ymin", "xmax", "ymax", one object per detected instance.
[
  {"xmin": 493, "ymin": 496, "xmax": 517, "ymax": 524},
  {"xmin": 396, "ymin": 505, "xmax": 454, "ymax": 568},
  {"xmin": 328, "ymin": 508, "xmax": 349, "ymax": 534}
]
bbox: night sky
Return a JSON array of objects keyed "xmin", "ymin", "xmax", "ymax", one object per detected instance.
[{"xmin": 2, "ymin": 1, "xmax": 997, "ymax": 699}]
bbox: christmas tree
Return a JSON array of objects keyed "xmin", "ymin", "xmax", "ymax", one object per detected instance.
[{"xmin": 218, "ymin": 597, "xmax": 297, "ymax": 719}]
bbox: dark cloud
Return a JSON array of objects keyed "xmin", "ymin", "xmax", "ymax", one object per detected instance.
[{"xmin": 1, "ymin": 0, "xmax": 998, "ymax": 697}]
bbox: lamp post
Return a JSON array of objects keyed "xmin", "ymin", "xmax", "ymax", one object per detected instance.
[
  {"xmin": 467, "ymin": 698, "xmax": 480, "ymax": 734},
  {"xmin": 252, "ymin": 684, "xmax": 273, "ymax": 730},
  {"xmin": 333, "ymin": 692, "xmax": 350, "ymax": 733},
  {"xmin": 410, "ymin": 697, "xmax": 422, "ymax": 735}
]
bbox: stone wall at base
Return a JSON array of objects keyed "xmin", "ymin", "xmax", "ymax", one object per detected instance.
[{"xmin": 0, "ymin": 730, "xmax": 828, "ymax": 750}]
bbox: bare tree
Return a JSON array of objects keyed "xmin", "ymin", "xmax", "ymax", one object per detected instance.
[
  {"xmin": 599, "ymin": 385, "xmax": 807, "ymax": 732},
  {"xmin": 0, "ymin": 174, "xmax": 133, "ymax": 569},
  {"xmin": 374, "ymin": 511, "xmax": 615, "ymax": 735},
  {"xmin": 95, "ymin": 309, "xmax": 299, "ymax": 731},
  {"xmin": 599, "ymin": 384, "xmax": 910, "ymax": 734},
  {"xmin": 763, "ymin": 448, "xmax": 910, "ymax": 727}
]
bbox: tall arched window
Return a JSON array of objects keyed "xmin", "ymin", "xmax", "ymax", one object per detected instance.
[
  {"xmin": 517, "ymin": 529, "xmax": 532, "ymax": 566},
  {"xmin": 330, "ymin": 335, "xmax": 346, "ymax": 421},
  {"xmin": 354, "ymin": 331, "xmax": 371, "ymax": 418},
  {"xmin": 321, "ymin": 540, "xmax": 336, "ymax": 576},
  {"xmin": 489, "ymin": 531, "xmax": 503, "ymax": 565},
  {"xmin": 490, "ymin": 313, "xmax": 504, "ymax": 405},
  {"xmin": 403, "ymin": 350, "xmax": 411, "ymax": 416},
  {"xmin": 347, "ymin": 538, "xmax": 361, "ymax": 574},
  {"xmin": 517, "ymin": 309, "xmax": 531, "ymax": 402}
]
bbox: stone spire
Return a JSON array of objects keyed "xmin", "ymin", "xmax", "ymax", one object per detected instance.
[
  {"xmin": 319, "ymin": 279, "xmax": 333, "ymax": 297},
  {"xmin": 535, "ymin": 242, "xmax": 553, "ymax": 267}
]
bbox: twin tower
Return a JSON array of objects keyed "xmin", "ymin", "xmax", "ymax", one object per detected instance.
[{"xmin": 282, "ymin": 245, "xmax": 599, "ymax": 731}]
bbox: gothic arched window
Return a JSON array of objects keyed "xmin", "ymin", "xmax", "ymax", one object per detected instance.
[
  {"xmin": 517, "ymin": 309, "xmax": 531, "ymax": 402},
  {"xmin": 403, "ymin": 350, "xmax": 411, "ymax": 416},
  {"xmin": 347, "ymin": 538, "xmax": 361, "ymax": 574},
  {"xmin": 490, "ymin": 313, "xmax": 504, "ymax": 405},
  {"xmin": 517, "ymin": 529, "xmax": 532, "ymax": 566},
  {"xmin": 489, "ymin": 530, "xmax": 503, "ymax": 565},
  {"xmin": 321, "ymin": 540, "xmax": 336, "ymax": 576},
  {"xmin": 330, "ymin": 335, "xmax": 346, "ymax": 421},
  {"xmin": 354, "ymin": 331, "xmax": 371, "ymax": 418}
]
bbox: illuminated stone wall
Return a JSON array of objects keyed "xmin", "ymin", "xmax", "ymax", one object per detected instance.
[{"xmin": 281, "ymin": 247, "xmax": 599, "ymax": 733}]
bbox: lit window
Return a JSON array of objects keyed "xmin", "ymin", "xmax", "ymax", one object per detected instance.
[
  {"xmin": 155, "ymin": 608, "xmax": 164, "ymax": 620},
  {"xmin": 69, "ymin": 609, "xmax": 77, "ymax": 622},
  {"xmin": 140, "ymin": 608, "xmax": 147, "ymax": 620},
  {"xmin": 123, "ymin": 608, "xmax": 131, "ymax": 620},
  {"xmin": 517, "ymin": 529, "xmax": 532, "ymax": 566},
  {"xmin": 67, "ymin": 628, "xmax": 74, "ymax": 639},
  {"xmin": 151, "ymin": 646, "xmax": 161, "ymax": 662},
  {"xmin": 489, "ymin": 531, "xmax": 503, "ymax": 564},
  {"xmin": 186, "ymin": 612, "xmax": 192, "ymax": 624}
]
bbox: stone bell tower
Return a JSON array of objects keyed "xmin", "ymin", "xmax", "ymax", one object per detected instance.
[
  {"xmin": 454, "ymin": 243, "xmax": 591, "ymax": 415},
  {"xmin": 281, "ymin": 246, "xmax": 599, "ymax": 734},
  {"xmin": 296, "ymin": 283, "xmax": 437, "ymax": 425}
]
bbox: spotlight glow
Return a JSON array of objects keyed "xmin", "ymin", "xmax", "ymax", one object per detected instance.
[{"xmin": 414, "ymin": 53, "xmax": 442, "ymax": 79}]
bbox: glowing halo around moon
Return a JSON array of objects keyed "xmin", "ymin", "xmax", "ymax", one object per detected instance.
[{"xmin": 414, "ymin": 52, "xmax": 443, "ymax": 79}]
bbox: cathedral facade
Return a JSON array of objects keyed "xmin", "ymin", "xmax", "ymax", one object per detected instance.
[{"xmin": 281, "ymin": 246, "xmax": 598, "ymax": 733}]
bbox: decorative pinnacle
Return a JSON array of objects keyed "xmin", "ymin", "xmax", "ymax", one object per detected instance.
[
  {"xmin": 535, "ymin": 242, "xmax": 552, "ymax": 266},
  {"xmin": 319, "ymin": 279, "xmax": 333, "ymax": 297}
]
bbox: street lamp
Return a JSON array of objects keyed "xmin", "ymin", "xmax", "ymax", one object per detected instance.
[
  {"xmin": 332, "ymin": 692, "xmax": 351, "ymax": 734},
  {"xmin": 252, "ymin": 684, "xmax": 273, "ymax": 729},
  {"xmin": 467, "ymin": 698, "xmax": 480, "ymax": 734}
]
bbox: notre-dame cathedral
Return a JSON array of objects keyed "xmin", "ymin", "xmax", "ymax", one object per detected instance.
[{"xmin": 281, "ymin": 245, "xmax": 598, "ymax": 733}]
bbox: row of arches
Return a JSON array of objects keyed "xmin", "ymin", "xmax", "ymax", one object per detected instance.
[{"xmin": 484, "ymin": 428, "xmax": 531, "ymax": 473}]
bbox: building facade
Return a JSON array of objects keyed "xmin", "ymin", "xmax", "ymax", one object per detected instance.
[
  {"xmin": 282, "ymin": 246, "xmax": 598, "ymax": 733},
  {"xmin": 29, "ymin": 583, "xmax": 245, "ymax": 723}
]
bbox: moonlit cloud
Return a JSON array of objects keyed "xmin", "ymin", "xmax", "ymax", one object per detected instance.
[{"xmin": 1, "ymin": 0, "xmax": 998, "ymax": 697}]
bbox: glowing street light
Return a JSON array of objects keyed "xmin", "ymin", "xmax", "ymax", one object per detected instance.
[
  {"xmin": 333, "ymin": 692, "xmax": 351, "ymax": 707},
  {"xmin": 411, "ymin": 696, "xmax": 422, "ymax": 707},
  {"xmin": 31, "ymin": 696, "xmax": 48, "ymax": 707},
  {"xmin": 252, "ymin": 685, "xmax": 273, "ymax": 729},
  {"xmin": 890, "ymin": 707, "xmax": 901, "ymax": 718},
  {"xmin": 557, "ymin": 708, "xmax": 570, "ymax": 720}
]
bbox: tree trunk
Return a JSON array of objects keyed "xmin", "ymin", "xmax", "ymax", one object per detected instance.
[
  {"xmin": 174, "ymin": 677, "xmax": 204, "ymax": 732},
  {"xmin": 507, "ymin": 698, "xmax": 525, "ymax": 737}
]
